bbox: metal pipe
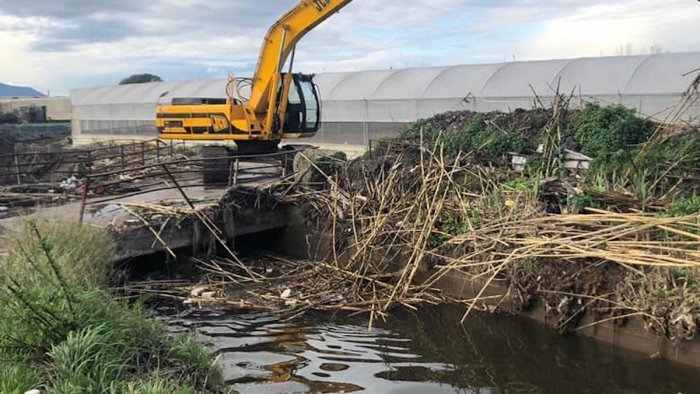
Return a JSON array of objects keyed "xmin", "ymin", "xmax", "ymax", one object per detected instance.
[
  {"xmin": 277, "ymin": 28, "xmax": 288, "ymax": 72},
  {"xmin": 161, "ymin": 164, "xmax": 195, "ymax": 210},
  {"xmin": 288, "ymin": 46, "xmax": 296, "ymax": 74}
]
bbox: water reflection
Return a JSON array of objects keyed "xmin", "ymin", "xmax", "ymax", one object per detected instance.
[{"xmin": 167, "ymin": 305, "xmax": 699, "ymax": 393}]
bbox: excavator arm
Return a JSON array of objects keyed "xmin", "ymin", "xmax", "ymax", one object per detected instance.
[{"xmin": 248, "ymin": 0, "xmax": 354, "ymax": 137}]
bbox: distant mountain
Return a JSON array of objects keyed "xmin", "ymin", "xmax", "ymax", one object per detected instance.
[{"xmin": 0, "ymin": 83, "xmax": 45, "ymax": 98}]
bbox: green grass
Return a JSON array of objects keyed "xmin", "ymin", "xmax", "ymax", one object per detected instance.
[
  {"xmin": 120, "ymin": 379, "xmax": 198, "ymax": 394},
  {"xmin": 0, "ymin": 363, "xmax": 42, "ymax": 394},
  {"xmin": 0, "ymin": 221, "xmax": 225, "ymax": 393},
  {"xmin": 50, "ymin": 325, "xmax": 127, "ymax": 394}
]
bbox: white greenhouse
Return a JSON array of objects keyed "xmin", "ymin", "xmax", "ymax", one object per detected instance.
[{"xmin": 71, "ymin": 52, "xmax": 700, "ymax": 148}]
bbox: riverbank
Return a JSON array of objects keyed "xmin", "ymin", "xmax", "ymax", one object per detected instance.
[
  {"xmin": 294, "ymin": 102, "xmax": 700, "ymax": 345},
  {"xmin": 130, "ymin": 100, "xmax": 700, "ymax": 366},
  {"xmin": 6, "ymin": 96, "xmax": 696, "ymax": 386},
  {"xmin": 0, "ymin": 221, "xmax": 227, "ymax": 393}
]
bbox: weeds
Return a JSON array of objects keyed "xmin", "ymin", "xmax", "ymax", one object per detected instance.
[
  {"xmin": 401, "ymin": 113, "xmax": 531, "ymax": 160},
  {"xmin": 0, "ymin": 221, "xmax": 224, "ymax": 393},
  {"xmin": 666, "ymin": 195, "xmax": 700, "ymax": 217},
  {"xmin": 50, "ymin": 325, "xmax": 127, "ymax": 394},
  {"xmin": 567, "ymin": 192, "xmax": 601, "ymax": 213}
]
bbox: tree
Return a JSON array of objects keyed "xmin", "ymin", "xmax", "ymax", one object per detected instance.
[{"xmin": 119, "ymin": 73, "xmax": 163, "ymax": 85}]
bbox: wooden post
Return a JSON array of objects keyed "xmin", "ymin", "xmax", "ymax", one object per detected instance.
[
  {"xmin": 79, "ymin": 177, "xmax": 90, "ymax": 223},
  {"xmin": 141, "ymin": 141, "xmax": 146, "ymax": 165},
  {"xmin": 14, "ymin": 144, "xmax": 21, "ymax": 185},
  {"xmin": 233, "ymin": 158, "xmax": 240, "ymax": 187}
]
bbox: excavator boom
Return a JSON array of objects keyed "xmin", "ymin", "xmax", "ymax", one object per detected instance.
[{"xmin": 249, "ymin": 0, "xmax": 353, "ymax": 115}]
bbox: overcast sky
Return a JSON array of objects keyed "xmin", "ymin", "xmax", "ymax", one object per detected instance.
[{"xmin": 0, "ymin": 0, "xmax": 699, "ymax": 95}]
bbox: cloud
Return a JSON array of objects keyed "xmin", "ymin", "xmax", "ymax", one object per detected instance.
[
  {"xmin": 0, "ymin": 0, "xmax": 698, "ymax": 94},
  {"xmin": 519, "ymin": 1, "xmax": 700, "ymax": 59}
]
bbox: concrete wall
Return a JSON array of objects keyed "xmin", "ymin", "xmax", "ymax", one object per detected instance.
[{"xmin": 0, "ymin": 97, "xmax": 72, "ymax": 121}]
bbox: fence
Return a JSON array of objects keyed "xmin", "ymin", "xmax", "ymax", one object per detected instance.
[
  {"xmin": 77, "ymin": 148, "xmax": 299, "ymax": 223},
  {"xmin": 0, "ymin": 139, "xmax": 185, "ymax": 186}
]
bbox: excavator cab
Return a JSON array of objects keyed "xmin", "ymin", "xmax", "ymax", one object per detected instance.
[{"xmin": 280, "ymin": 73, "xmax": 320, "ymax": 135}]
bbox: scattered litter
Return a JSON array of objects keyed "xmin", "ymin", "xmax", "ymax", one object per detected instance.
[
  {"xmin": 280, "ymin": 288, "xmax": 292, "ymax": 300},
  {"xmin": 191, "ymin": 285, "xmax": 212, "ymax": 298}
]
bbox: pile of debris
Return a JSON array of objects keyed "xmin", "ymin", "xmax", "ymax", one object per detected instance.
[
  {"xmin": 420, "ymin": 107, "xmax": 576, "ymax": 147},
  {"xmin": 282, "ymin": 133, "xmax": 700, "ymax": 337},
  {"xmin": 130, "ymin": 255, "xmax": 452, "ymax": 326},
  {"xmin": 122, "ymin": 85, "xmax": 700, "ymax": 342}
]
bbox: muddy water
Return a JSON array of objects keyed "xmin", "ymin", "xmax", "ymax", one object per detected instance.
[{"xmin": 167, "ymin": 305, "xmax": 699, "ymax": 393}]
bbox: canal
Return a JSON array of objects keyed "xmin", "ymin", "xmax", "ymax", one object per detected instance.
[{"xmin": 166, "ymin": 304, "xmax": 699, "ymax": 393}]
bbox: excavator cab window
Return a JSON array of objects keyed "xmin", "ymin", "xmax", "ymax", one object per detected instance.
[{"xmin": 281, "ymin": 73, "xmax": 320, "ymax": 134}]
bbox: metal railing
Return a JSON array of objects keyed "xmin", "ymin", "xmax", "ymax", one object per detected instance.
[
  {"xmin": 77, "ymin": 148, "xmax": 299, "ymax": 223},
  {"xmin": 0, "ymin": 139, "xmax": 184, "ymax": 186}
]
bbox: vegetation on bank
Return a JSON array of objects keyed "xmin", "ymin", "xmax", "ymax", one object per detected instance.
[
  {"xmin": 0, "ymin": 221, "xmax": 226, "ymax": 393},
  {"xmin": 398, "ymin": 103, "xmax": 700, "ymax": 335},
  {"xmin": 400, "ymin": 103, "xmax": 700, "ymax": 204},
  {"xmin": 312, "ymin": 99, "xmax": 699, "ymax": 341}
]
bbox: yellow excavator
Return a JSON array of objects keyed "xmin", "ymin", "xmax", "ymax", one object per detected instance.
[{"xmin": 156, "ymin": 0, "xmax": 354, "ymax": 164}]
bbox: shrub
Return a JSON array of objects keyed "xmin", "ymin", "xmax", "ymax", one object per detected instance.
[
  {"xmin": 402, "ymin": 114, "xmax": 530, "ymax": 160},
  {"xmin": 571, "ymin": 104, "xmax": 653, "ymax": 158},
  {"xmin": 570, "ymin": 104, "xmax": 653, "ymax": 175}
]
